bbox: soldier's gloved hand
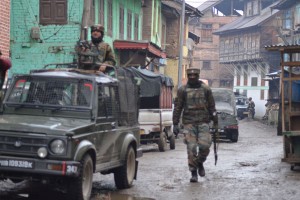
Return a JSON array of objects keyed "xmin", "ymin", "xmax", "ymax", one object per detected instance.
[
  {"xmin": 211, "ymin": 112, "xmax": 218, "ymax": 124},
  {"xmin": 173, "ymin": 124, "xmax": 180, "ymax": 135}
]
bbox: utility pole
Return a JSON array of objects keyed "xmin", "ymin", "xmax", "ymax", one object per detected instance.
[
  {"xmin": 81, "ymin": 0, "xmax": 91, "ymax": 40},
  {"xmin": 177, "ymin": 0, "xmax": 185, "ymax": 89}
]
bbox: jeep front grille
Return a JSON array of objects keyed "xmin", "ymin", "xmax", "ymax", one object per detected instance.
[{"xmin": 0, "ymin": 133, "xmax": 48, "ymax": 156}]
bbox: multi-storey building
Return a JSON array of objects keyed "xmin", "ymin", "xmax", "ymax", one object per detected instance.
[
  {"xmin": 9, "ymin": 0, "xmax": 145, "ymax": 74},
  {"xmin": 213, "ymin": 0, "xmax": 282, "ymax": 117},
  {"xmin": 189, "ymin": 0, "xmax": 242, "ymax": 88}
]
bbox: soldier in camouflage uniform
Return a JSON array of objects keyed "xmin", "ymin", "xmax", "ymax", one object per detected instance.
[
  {"xmin": 81, "ymin": 24, "xmax": 116, "ymax": 71},
  {"xmin": 173, "ymin": 67, "xmax": 218, "ymax": 182}
]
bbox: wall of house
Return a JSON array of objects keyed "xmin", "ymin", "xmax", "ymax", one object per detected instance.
[
  {"xmin": 142, "ymin": 0, "xmax": 162, "ymax": 47},
  {"xmin": 10, "ymin": 0, "xmax": 143, "ymax": 75},
  {"xmin": 0, "ymin": 0, "xmax": 10, "ymax": 58},
  {"xmin": 192, "ymin": 16, "xmax": 238, "ymax": 88}
]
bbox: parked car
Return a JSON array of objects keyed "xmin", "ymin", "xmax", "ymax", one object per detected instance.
[
  {"xmin": 211, "ymin": 88, "xmax": 239, "ymax": 142},
  {"xmin": 235, "ymin": 95, "xmax": 249, "ymax": 120}
]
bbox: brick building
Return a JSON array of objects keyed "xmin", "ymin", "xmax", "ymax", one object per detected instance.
[
  {"xmin": 189, "ymin": 0, "xmax": 242, "ymax": 88},
  {"xmin": 0, "ymin": 0, "xmax": 10, "ymax": 58}
]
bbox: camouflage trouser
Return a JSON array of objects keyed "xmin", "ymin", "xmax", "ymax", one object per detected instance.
[{"xmin": 182, "ymin": 123, "xmax": 212, "ymax": 172}]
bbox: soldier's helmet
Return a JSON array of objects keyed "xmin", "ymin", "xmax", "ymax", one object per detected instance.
[
  {"xmin": 249, "ymin": 97, "xmax": 252, "ymax": 101},
  {"xmin": 186, "ymin": 67, "xmax": 200, "ymax": 75},
  {"xmin": 91, "ymin": 24, "xmax": 105, "ymax": 33}
]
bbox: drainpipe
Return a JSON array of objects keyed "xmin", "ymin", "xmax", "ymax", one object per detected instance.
[{"xmin": 178, "ymin": 0, "xmax": 185, "ymax": 89}]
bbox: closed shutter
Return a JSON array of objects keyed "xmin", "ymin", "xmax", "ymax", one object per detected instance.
[{"xmin": 40, "ymin": 0, "xmax": 67, "ymax": 25}]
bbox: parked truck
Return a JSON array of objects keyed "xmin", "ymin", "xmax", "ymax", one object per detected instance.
[
  {"xmin": 0, "ymin": 66, "xmax": 142, "ymax": 200},
  {"xmin": 127, "ymin": 67, "xmax": 175, "ymax": 152}
]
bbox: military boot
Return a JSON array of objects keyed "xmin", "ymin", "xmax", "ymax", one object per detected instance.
[
  {"xmin": 198, "ymin": 163, "xmax": 205, "ymax": 177},
  {"xmin": 190, "ymin": 170, "xmax": 198, "ymax": 182}
]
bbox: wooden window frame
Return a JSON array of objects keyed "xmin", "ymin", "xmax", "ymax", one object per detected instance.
[
  {"xmin": 127, "ymin": 10, "xmax": 132, "ymax": 40},
  {"xmin": 134, "ymin": 14, "xmax": 139, "ymax": 40},
  {"xmin": 119, "ymin": 5, "xmax": 124, "ymax": 39},
  {"xmin": 98, "ymin": 0, "xmax": 104, "ymax": 26},
  {"xmin": 202, "ymin": 61, "xmax": 211, "ymax": 70},
  {"xmin": 107, "ymin": 0, "xmax": 113, "ymax": 36},
  {"xmin": 40, "ymin": 0, "xmax": 67, "ymax": 25}
]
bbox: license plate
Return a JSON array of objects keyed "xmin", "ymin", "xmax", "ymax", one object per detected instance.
[{"xmin": 0, "ymin": 159, "xmax": 34, "ymax": 169}]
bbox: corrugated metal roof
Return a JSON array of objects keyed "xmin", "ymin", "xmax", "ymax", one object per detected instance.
[
  {"xmin": 272, "ymin": 0, "xmax": 295, "ymax": 10},
  {"xmin": 197, "ymin": 0, "xmax": 222, "ymax": 12},
  {"xmin": 161, "ymin": 0, "xmax": 203, "ymax": 17},
  {"xmin": 214, "ymin": 0, "xmax": 280, "ymax": 35},
  {"xmin": 265, "ymin": 44, "xmax": 300, "ymax": 52}
]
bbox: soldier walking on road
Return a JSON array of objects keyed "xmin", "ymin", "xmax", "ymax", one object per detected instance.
[{"xmin": 173, "ymin": 67, "xmax": 218, "ymax": 182}]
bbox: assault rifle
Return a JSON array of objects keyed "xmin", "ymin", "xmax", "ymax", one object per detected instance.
[{"xmin": 213, "ymin": 122, "xmax": 218, "ymax": 165}]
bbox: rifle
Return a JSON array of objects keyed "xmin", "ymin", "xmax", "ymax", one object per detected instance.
[{"xmin": 213, "ymin": 122, "xmax": 218, "ymax": 165}]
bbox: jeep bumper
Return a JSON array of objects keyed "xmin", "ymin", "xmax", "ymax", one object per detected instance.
[{"xmin": 0, "ymin": 155, "xmax": 81, "ymax": 178}]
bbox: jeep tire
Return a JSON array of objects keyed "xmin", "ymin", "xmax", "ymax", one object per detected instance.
[
  {"xmin": 68, "ymin": 154, "xmax": 93, "ymax": 200},
  {"xmin": 114, "ymin": 145, "xmax": 136, "ymax": 189}
]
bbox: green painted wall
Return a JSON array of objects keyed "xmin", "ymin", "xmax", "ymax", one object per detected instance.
[{"xmin": 10, "ymin": 0, "xmax": 142, "ymax": 75}]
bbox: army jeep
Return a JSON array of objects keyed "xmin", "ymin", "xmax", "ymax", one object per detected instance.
[{"xmin": 0, "ymin": 68, "xmax": 142, "ymax": 200}]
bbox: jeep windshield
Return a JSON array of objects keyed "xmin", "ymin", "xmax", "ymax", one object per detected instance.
[{"xmin": 3, "ymin": 75, "xmax": 93, "ymax": 112}]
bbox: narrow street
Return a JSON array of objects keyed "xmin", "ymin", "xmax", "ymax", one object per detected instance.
[{"xmin": 1, "ymin": 119, "xmax": 300, "ymax": 200}]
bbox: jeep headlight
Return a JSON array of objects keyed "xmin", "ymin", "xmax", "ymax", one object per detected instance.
[{"xmin": 50, "ymin": 139, "xmax": 66, "ymax": 154}]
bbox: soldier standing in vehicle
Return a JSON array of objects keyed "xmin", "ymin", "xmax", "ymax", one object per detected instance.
[
  {"xmin": 81, "ymin": 24, "xmax": 116, "ymax": 71},
  {"xmin": 173, "ymin": 67, "xmax": 218, "ymax": 182}
]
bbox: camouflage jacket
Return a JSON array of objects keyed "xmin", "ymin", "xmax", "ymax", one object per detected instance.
[
  {"xmin": 173, "ymin": 81, "xmax": 216, "ymax": 125},
  {"xmin": 89, "ymin": 41, "xmax": 116, "ymax": 66}
]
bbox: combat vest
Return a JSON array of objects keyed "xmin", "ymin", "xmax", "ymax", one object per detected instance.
[
  {"xmin": 90, "ymin": 42, "xmax": 109, "ymax": 63},
  {"xmin": 182, "ymin": 84, "xmax": 210, "ymax": 124}
]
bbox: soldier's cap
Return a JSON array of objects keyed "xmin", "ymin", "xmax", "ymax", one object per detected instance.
[
  {"xmin": 91, "ymin": 24, "xmax": 104, "ymax": 33},
  {"xmin": 186, "ymin": 67, "xmax": 200, "ymax": 75}
]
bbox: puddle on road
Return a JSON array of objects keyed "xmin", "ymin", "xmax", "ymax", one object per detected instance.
[{"xmin": 91, "ymin": 193, "xmax": 155, "ymax": 200}]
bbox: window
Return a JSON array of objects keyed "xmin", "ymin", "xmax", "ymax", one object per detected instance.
[
  {"xmin": 260, "ymin": 90, "xmax": 264, "ymax": 100},
  {"xmin": 202, "ymin": 61, "xmax": 211, "ymax": 70},
  {"xmin": 251, "ymin": 77, "xmax": 258, "ymax": 86},
  {"xmin": 40, "ymin": 0, "xmax": 67, "ymax": 25},
  {"xmin": 127, "ymin": 10, "xmax": 132, "ymax": 40},
  {"xmin": 107, "ymin": 0, "xmax": 113, "ymax": 36},
  {"xmin": 201, "ymin": 24, "xmax": 212, "ymax": 42},
  {"xmin": 98, "ymin": 85, "xmax": 117, "ymax": 118},
  {"xmin": 134, "ymin": 14, "xmax": 139, "ymax": 40},
  {"xmin": 119, "ymin": 6, "xmax": 124, "ymax": 39},
  {"xmin": 98, "ymin": 0, "xmax": 104, "ymax": 26},
  {"xmin": 246, "ymin": 1, "xmax": 252, "ymax": 16},
  {"xmin": 244, "ymin": 72, "xmax": 248, "ymax": 85},
  {"xmin": 283, "ymin": 10, "xmax": 292, "ymax": 30},
  {"xmin": 236, "ymin": 74, "xmax": 240, "ymax": 86}
]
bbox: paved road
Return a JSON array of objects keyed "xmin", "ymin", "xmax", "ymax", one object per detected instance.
[{"xmin": 1, "ymin": 119, "xmax": 300, "ymax": 200}]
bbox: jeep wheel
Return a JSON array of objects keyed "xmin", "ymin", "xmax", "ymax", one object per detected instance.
[
  {"xmin": 114, "ymin": 146, "xmax": 136, "ymax": 189},
  {"xmin": 158, "ymin": 132, "xmax": 167, "ymax": 152},
  {"xmin": 68, "ymin": 154, "xmax": 93, "ymax": 200},
  {"xmin": 169, "ymin": 133, "xmax": 175, "ymax": 150}
]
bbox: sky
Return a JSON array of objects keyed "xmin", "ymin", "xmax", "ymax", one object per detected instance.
[{"xmin": 185, "ymin": 0, "xmax": 207, "ymax": 8}]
